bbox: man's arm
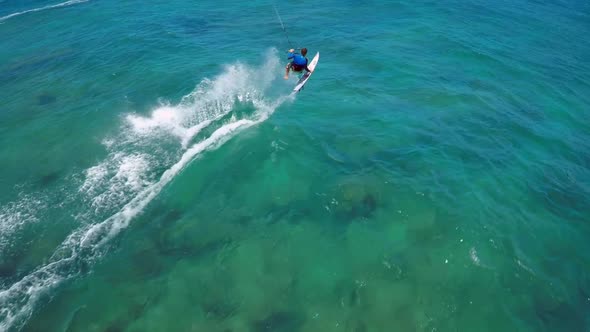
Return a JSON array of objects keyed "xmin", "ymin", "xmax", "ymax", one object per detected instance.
[{"xmin": 287, "ymin": 48, "xmax": 295, "ymax": 59}]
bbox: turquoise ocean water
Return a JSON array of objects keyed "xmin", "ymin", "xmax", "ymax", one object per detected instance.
[{"xmin": 1, "ymin": 0, "xmax": 590, "ymax": 331}]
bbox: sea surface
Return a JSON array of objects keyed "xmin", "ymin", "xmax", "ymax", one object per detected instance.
[{"xmin": 1, "ymin": 0, "xmax": 590, "ymax": 331}]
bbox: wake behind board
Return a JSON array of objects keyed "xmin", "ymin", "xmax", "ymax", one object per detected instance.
[{"xmin": 293, "ymin": 52, "xmax": 319, "ymax": 93}]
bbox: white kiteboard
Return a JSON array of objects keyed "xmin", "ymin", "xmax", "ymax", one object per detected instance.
[{"xmin": 293, "ymin": 52, "xmax": 319, "ymax": 93}]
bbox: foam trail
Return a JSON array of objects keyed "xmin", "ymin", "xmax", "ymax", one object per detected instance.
[
  {"xmin": 0, "ymin": 104, "xmax": 291, "ymax": 332},
  {"xmin": 80, "ymin": 119, "xmax": 254, "ymax": 248},
  {"xmin": 0, "ymin": 196, "xmax": 44, "ymax": 253},
  {"xmin": 0, "ymin": 49, "xmax": 293, "ymax": 332},
  {"xmin": 80, "ymin": 93, "xmax": 292, "ymax": 248},
  {"xmin": 80, "ymin": 153, "xmax": 154, "ymax": 215},
  {"xmin": 0, "ymin": 0, "xmax": 88, "ymax": 22}
]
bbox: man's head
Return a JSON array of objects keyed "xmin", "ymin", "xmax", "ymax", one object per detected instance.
[{"xmin": 301, "ymin": 48, "xmax": 308, "ymax": 56}]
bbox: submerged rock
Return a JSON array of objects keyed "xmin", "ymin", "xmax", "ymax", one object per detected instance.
[
  {"xmin": 528, "ymin": 165, "xmax": 589, "ymax": 223},
  {"xmin": 0, "ymin": 256, "xmax": 18, "ymax": 279},
  {"xmin": 345, "ymin": 318, "xmax": 368, "ymax": 332},
  {"xmin": 37, "ymin": 94, "xmax": 56, "ymax": 105},
  {"xmin": 130, "ymin": 245, "xmax": 165, "ymax": 279},
  {"xmin": 333, "ymin": 181, "xmax": 380, "ymax": 222},
  {"xmin": 154, "ymin": 215, "xmax": 233, "ymax": 260},
  {"xmin": 201, "ymin": 298, "xmax": 237, "ymax": 321},
  {"xmin": 252, "ymin": 311, "xmax": 305, "ymax": 332},
  {"xmin": 38, "ymin": 171, "xmax": 61, "ymax": 186},
  {"xmin": 176, "ymin": 16, "xmax": 209, "ymax": 35},
  {"xmin": 534, "ymin": 294, "xmax": 584, "ymax": 331}
]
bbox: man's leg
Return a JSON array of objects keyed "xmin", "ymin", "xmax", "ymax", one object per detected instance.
[{"xmin": 284, "ymin": 64, "xmax": 291, "ymax": 80}]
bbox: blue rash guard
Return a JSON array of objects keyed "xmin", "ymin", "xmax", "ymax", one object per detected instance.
[{"xmin": 287, "ymin": 52, "xmax": 309, "ymax": 72}]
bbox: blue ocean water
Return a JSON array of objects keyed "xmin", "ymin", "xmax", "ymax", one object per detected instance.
[{"xmin": 1, "ymin": 0, "xmax": 590, "ymax": 331}]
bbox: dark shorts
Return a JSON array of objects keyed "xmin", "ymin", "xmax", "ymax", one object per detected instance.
[{"xmin": 289, "ymin": 63, "xmax": 305, "ymax": 72}]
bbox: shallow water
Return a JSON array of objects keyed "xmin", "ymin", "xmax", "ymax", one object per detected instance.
[{"xmin": 1, "ymin": 0, "xmax": 589, "ymax": 331}]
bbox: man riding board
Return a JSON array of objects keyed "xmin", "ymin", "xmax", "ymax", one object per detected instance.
[{"xmin": 284, "ymin": 48, "xmax": 310, "ymax": 80}]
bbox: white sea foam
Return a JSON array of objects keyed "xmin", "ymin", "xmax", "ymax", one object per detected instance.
[
  {"xmin": 127, "ymin": 106, "xmax": 185, "ymax": 137},
  {"xmin": 79, "ymin": 59, "xmax": 280, "ymax": 214},
  {"xmin": 125, "ymin": 56, "xmax": 278, "ymax": 149},
  {"xmin": 79, "ymin": 162, "xmax": 108, "ymax": 195},
  {"xmin": 0, "ymin": 0, "xmax": 89, "ymax": 22},
  {"xmin": 469, "ymin": 247, "xmax": 481, "ymax": 266},
  {"xmin": 80, "ymin": 118, "xmax": 255, "ymax": 248},
  {"xmin": 0, "ymin": 49, "xmax": 293, "ymax": 332},
  {"xmin": 516, "ymin": 258, "xmax": 536, "ymax": 275},
  {"xmin": 0, "ymin": 121, "xmax": 254, "ymax": 331},
  {"xmin": 0, "ymin": 196, "xmax": 44, "ymax": 254},
  {"xmin": 83, "ymin": 153, "xmax": 153, "ymax": 214}
]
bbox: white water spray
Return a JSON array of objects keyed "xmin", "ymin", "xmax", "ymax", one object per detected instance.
[{"xmin": 0, "ymin": 49, "xmax": 294, "ymax": 332}]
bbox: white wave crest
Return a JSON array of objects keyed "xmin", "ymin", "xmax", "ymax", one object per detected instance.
[{"xmin": 0, "ymin": 0, "xmax": 89, "ymax": 22}]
